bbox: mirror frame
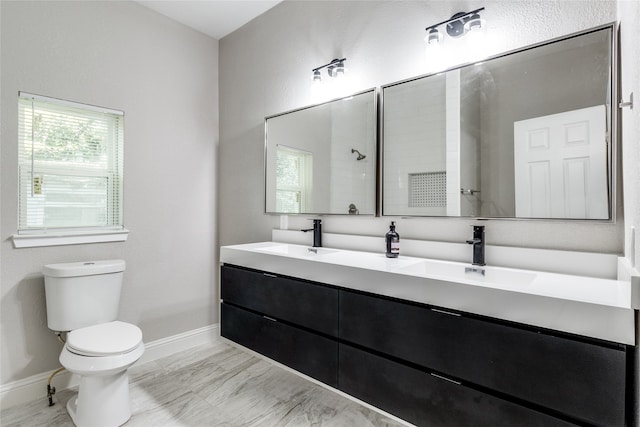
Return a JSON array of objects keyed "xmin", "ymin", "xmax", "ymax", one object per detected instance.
[
  {"xmin": 264, "ymin": 88, "xmax": 379, "ymax": 216},
  {"xmin": 380, "ymin": 23, "xmax": 618, "ymax": 221}
]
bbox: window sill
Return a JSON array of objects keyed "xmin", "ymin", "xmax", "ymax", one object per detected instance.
[{"xmin": 12, "ymin": 229, "xmax": 129, "ymax": 248}]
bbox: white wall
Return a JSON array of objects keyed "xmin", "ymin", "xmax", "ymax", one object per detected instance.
[
  {"xmin": 617, "ymin": 2, "xmax": 640, "ymax": 423},
  {"xmin": 0, "ymin": 1, "xmax": 219, "ymax": 385},
  {"xmin": 459, "ymin": 70, "xmax": 481, "ymax": 217},
  {"xmin": 383, "ymin": 74, "xmax": 447, "ymax": 216},
  {"xmin": 619, "ymin": 0, "xmax": 640, "ymax": 270},
  {"xmin": 329, "ymin": 96, "xmax": 376, "ymax": 215},
  {"xmin": 219, "ymin": 0, "xmax": 621, "ymax": 252}
]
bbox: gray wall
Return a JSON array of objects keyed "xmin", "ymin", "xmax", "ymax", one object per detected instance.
[
  {"xmin": 265, "ymin": 107, "xmax": 332, "ymax": 213},
  {"xmin": 219, "ymin": 0, "xmax": 622, "ymax": 252},
  {"xmin": 0, "ymin": 1, "xmax": 219, "ymax": 384}
]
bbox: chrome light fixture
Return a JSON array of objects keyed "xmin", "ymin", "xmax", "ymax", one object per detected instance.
[
  {"xmin": 311, "ymin": 58, "xmax": 347, "ymax": 82},
  {"xmin": 425, "ymin": 7, "xmax": 485, "ymax": 45}
]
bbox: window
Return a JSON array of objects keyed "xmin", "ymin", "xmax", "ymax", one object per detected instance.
[
  {"xmin": 16, "ymin": 93, "xmax": 125, "ymax": 244},
  {"xmin": 275, "ymin": 145, "xmax": 312, "ymax": 213}
]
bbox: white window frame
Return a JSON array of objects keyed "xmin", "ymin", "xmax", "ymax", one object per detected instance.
[
  {"xmin": 12, "ymin": 92, "xmax": 128, "ymax": 248},
  {"xmin": 275, "ymin": 145, "xmax": 313, "ymax": 214}
]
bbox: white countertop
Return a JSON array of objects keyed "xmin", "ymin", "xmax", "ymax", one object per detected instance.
[{"xmin": 220, "ymin": 242, "xmax": 638, "ymax": 345}]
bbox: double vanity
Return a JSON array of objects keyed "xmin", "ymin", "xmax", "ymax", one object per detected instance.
[
  {"xmin": 220, "ymin": 240, "xmax": 638, "ymax": 426},
  {"xmin": 233, "ymin": 21, "xmax": 631, "ymax": 426},
  {"xmin": 215, "ymin": 13, "xmax": 640, "ymax": 426}
]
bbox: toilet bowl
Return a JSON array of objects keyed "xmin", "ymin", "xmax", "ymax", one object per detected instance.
[
  {"xmin": 43, "ymin": 260, "xmax": 144, "ymax": 427},
  {"xmin": 61, "ymin": 321, "xmax": 144, "ymax": 427}
]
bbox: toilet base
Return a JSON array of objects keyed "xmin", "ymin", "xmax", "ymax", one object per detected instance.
[{"xmin": 67, "ymin": 370, "xmax": 132, "ymax": 427}]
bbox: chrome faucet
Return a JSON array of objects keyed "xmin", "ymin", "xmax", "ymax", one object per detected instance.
[
  {"xmin": 302, "ymin": 219, "xmax": 322, "ymax": 247},
  {"xmin": 466, "ymin": 225, "xmax": 485, "ymax": 266}
]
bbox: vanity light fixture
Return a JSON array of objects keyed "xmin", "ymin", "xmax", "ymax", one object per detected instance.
[
  {"xmin": 425, "ymin": 7, "xmax": 485, "ymax": 45},
  {"xmin": 311, "ymin": 58, "xmax": 347, "ymax": 82}
]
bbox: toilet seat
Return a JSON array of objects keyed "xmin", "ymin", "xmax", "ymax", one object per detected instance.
[{"xmin": 67, "ymin": 321, "xmax": 142, "ymax": 357}]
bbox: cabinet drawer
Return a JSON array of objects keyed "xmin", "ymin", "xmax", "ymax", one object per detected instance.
[
  {"xmin": 339, "ymin": 344, "xmax": 573, "ymax": 427},
  {"xmin": 221, "ymin": 265, "xmax": 338, "ymax": 337},
  {"xmin": 221, "ymin": 302, "xmax": 338, "ymax": 387},
  {"xmin": 340, "ymin": 290, "xmax": 627, "ymax": 426}
]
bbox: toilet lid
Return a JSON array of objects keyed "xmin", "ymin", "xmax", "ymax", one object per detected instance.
[{"xmin": 67, "ymin": 321, "xmax": 142, "ymax": 357}]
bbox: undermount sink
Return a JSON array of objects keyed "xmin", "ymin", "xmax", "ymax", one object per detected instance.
[
  {"xmin": 251, "ymin": 244, "xmax": 536, "ymax": 287},
  {"xmin": 252, "ymin": 243, "xmax": 338, "ymax": 258},
  {"xmin": 399, "ymin": 259, "xmax": 537, "ymax": 287}
]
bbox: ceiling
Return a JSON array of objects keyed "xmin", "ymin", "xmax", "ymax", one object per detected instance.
[{"xmin": 135, "ymin": 0, "xmax": 283, "ymax": 40}]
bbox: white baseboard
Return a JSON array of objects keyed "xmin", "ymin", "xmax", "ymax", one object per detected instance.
[
  {"xmin": 0, "ymin": 323, "xmax": 220, "ymax": 410},
  {"xmin": 138, "ymin": 323, "xmax": 220, "ymax": 365}
]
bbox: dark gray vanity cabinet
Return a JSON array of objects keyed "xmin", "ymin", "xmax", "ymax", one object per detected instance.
[
  {"xmin": 339, "ymin": 344, "xmax": 574, "ymax": 427},
  {"xmin": 221, "ymin": 264, "xmax": 633, "ymax": 427},
  {"xmin": 220, "ymin": 265, "xmax": 339, "ymax": 387},
  {"xmin": 221, "ymin": 264, "xmax": 338, "ymax": 336},
  {"xmin": 339, "ymin": 289, "xmax": 629, "ymax": 427},
  {"xmin": 221, "ymin": 303, "xmax": 338, "ymax": 386}
]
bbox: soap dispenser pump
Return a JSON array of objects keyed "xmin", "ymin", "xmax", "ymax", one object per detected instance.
[{"xmin": 386, "ymin": 221, "xmax": 400, "ymax": 258}]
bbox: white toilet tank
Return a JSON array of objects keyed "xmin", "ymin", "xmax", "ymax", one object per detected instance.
[{"xmin": 43, "ymin": 260, "xmax": 126, "ymax": 332}]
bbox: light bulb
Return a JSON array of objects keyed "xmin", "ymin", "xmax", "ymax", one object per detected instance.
[
  {"xmin": 465, "ymin": 13, "xmax": 483, "ymax": 32},
  {"xmin": 425, "ymin": 28, "xmax": 442, "ymax": 45}
]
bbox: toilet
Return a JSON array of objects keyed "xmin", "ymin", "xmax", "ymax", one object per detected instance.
[{"xmin": 43, "ymin": 260, "xmax": 144, "ymax": 427}]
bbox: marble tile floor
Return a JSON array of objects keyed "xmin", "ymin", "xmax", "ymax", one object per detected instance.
[{"xmin": 1, "ymin": 340, "xmax": 411, "ymax": 427}]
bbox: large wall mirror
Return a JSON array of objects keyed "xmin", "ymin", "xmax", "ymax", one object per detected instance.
[
  {"xmin": 382, "ymin": 25, "xmax": 615, "ymax": 219},
  {"xmin": 265, "ymin": 89, "xmax": 377, "ymax": 215}
]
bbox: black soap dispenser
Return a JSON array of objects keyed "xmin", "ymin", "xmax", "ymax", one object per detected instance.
[{"xmin": 386, "ymin": 221, "xmax": 400, "ymax": 258}]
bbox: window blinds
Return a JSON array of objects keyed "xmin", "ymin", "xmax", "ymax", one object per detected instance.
[{"xmin": 17, "ymin": 92, "xmax": 124, "ymax": 233}]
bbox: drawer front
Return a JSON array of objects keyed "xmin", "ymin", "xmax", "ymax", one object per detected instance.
[
  {"xmin": 221, "ymin": 265, "xmax": 338, "ymax": 337},
  {"xmin": 339, "ymin": 344, "xmax": 574, "ymax": 427},
  {"xmin": 221, "ymin": 302, "xmax": 338, "ymax": 387},
  {"xmin": 340, "ymin": 290, "xmax": 627, "ymax": 426}
]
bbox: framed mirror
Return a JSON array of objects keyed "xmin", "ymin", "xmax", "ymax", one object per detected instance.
[
  {"xmin": 382, "ymin": 24, "xmax": 615, "ymax": 219},
  {"xmin": 265, "ymin": 89, "xmax": 377, "ymax": 215}
]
